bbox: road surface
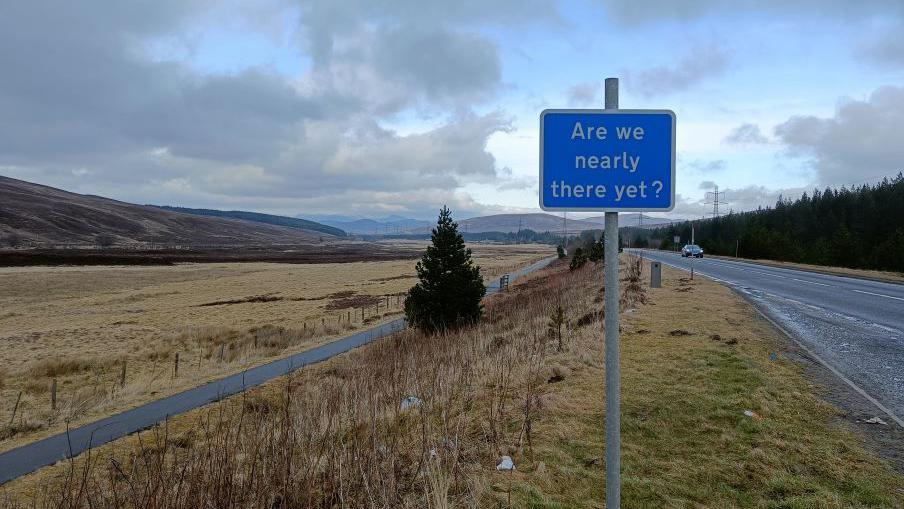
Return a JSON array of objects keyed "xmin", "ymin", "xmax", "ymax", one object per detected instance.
[
  {"xmin": 0, "ymin": 256, "xmax": 557, "ymax": 485},
  {"xmin": 632, "ymin": 249, "xmax": 904, "ymax": 427}
]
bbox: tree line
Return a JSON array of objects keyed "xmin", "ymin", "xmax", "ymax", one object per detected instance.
[{"xmin": 649, "ymin": 174, "xmax": 904, "ymax": 272}]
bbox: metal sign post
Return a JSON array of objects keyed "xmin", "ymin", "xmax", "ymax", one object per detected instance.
[
  {"xmin": 602, "ymin": 78, "xmax": 621, "ymax": 508},
  {"xmin": 538, "ymin": 77, "xmax": 676, "ymax": 509}
]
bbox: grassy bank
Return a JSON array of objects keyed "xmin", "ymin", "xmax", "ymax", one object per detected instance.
[
  {"xmin": 508, "ymin": 260, "xmax": 904, "ymax": 507},
  {"xmin": 0, "ymin": 244, "xmax": 548, "ymax": 453},
  {"xmin": 3, "ymin": 255, "xmax": 902, "ymax": 507}
]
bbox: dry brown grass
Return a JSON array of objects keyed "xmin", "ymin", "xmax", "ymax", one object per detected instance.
[
  {"xmin": 0, "ymin": 243, "xmax": 550, "ymax": 453},
  {"xmin": 6, "ymin": 251, "xmax": 898, "ymax": 508},
  {"xmin": 1, "ymin": 256, "xmax": 582, "ymax": 507}
]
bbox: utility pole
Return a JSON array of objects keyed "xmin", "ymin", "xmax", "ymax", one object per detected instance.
[
  {"xmin": 705, "ymin": 185, "xmax": 728, "ymax": 219},
  {"xmin": 603, "ymin": 77, "xmax": 621, "ymax": 509}
]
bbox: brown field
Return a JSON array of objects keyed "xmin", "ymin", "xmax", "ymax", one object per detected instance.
[
  {"xmin": 0, "ymin": 243, "xmax": 551, "ymax": 453},
  {"xmin": 4, "ymin": 254, "xmax": 902, "ymax": 507}
]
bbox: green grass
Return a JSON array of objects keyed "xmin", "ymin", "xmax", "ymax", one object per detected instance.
[{"xmin": 508, "ymin": 267, "xmax": 904, "ymax": 508}]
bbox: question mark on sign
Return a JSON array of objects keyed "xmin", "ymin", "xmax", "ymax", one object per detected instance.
[{"xmin": 652, "ymin": 180, "xmax": 663, "ymax": 197}]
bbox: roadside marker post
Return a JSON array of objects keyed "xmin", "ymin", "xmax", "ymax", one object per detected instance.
[
  {"xmin": 539, "ymin": 77, "xmax": 676, "ymax": 508},
  {"xmin": 651, "ymin": 261, "xmax": 662, "ymax": 288}
]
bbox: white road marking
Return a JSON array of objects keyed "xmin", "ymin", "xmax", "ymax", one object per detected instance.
[
  {"xmin": 635, "ymin": 249, "xmax": 904, "ymax": 429},
  {"xmin": 790, "ymin": 277, "xmax": 832, "ymax": 287},
  {"xmin": 852, "ymin": 289, "xmax": 904, "ymax": 302},
  {"xmin": 752, "ymin": 307, "xmax": 904, "ymax": 429}
]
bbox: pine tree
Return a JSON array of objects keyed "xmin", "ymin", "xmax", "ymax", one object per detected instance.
[
  {"xmin": 569, "ymin": 247, "xmax": 587, "ymax": 271},
  {"xmin": 405, "ymin": 206, "xmax": 486, "ymax": 333},
  {"xmin": 588, "ymin": 238, "xmax": 604, "ymax": 262}
]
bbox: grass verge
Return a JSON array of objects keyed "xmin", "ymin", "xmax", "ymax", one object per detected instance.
[{"xmin": 2, "ymin": 255, "xmax": 902, "ymax": 508}]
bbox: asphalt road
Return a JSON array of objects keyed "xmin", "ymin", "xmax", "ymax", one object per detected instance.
[
  {"xmin": 631, "ymin": 249, "xmax": 904, "ymax": 426},
  {"xmin": 0, "ymin": 256, "xmax": 557, "ymax": 485}
]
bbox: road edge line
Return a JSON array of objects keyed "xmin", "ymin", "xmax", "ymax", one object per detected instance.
[
  {"xmin": 750, "ymin": 304, "xmax": 904, "ymax": 429},
  {"xmin": 638, "ymin": 248, "xmax": 904, "ymax": 430}
]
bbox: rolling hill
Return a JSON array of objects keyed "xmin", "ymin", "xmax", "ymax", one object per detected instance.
[
  {"xmin": 312, "ymin": 216, "xmax": 433, "ymax": 235},
  {"xmin": 408, "ymin": 213, "xmax": 600, "ymax": 234},
  {"xmin": 584, "ymin": 213, "xmax": 684, "ymax": 228},
  {"xmin": 0, "ymin": 176, "xmax": 339, "ymax": 248},
  {"xmin": 155, "ymin": 206, "xmax": 345, "ymax": 237}
]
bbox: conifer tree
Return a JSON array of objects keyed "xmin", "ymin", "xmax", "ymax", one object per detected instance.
[{"xmin": 405, "ymin": 206, "xmax": 486, "ymax": 333}]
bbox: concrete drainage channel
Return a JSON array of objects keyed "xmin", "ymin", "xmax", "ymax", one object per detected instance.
[{"xmin": 0, "ymin": 255, "xmax": 557, "ymax": 485}]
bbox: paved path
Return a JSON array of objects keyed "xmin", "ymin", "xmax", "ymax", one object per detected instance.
[
  {"xmin": 631, "ymin": 249, "xmax": 904, "ymax": 427},
  {"xmin": 0, "ymin": 256, "xmax": 556, "ymax": 484}
]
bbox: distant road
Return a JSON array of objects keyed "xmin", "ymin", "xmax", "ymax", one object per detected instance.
[
  {"xmin": 0, "ymin": 256, "xmax": 557, "ymax": 485},
  {"xmin": 630, "ymin": 249, "xmax": 904, "ymax": 427}
]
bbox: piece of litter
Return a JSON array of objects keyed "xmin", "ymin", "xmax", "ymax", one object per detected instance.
[
  {"xmin": 864, "ymin": 416, "xmax": 887, "ymax": 425},
  {"xmin": 496, "ymin": 456, "xmax": 515, "ymax": 471},
  {"xmin": 429, "ymin": 448, "xmax": 438, "ymax": 459},
  {"xmin": 743, "ymin": 410, "xmax": 763, "ymax": 421},
  {"xmin": 400, "ymin": 396, "xmax": 423, "ymax": 411}
]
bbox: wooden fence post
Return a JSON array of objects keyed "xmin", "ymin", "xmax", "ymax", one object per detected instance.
[
  {"xmin": 173, "ymin": 352, "xmax": 179, "ymax": 377},
  {"xmin": 50, "ymin": 378, "xmax": 57, "ymax": 410},
  {"xmin": 120, "ymin": 361, "xmax": 127, "ymax": 387},
  {"xmin": 9, "ymin": 391, "xmax": 22, "ymax": 425}
]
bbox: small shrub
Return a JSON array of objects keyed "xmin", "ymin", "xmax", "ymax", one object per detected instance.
[
  {"xmin": 547, "ymin": 305, "xmax": 566, "ymax": 352},
  {"xmin": 569, "ymin": 248, "xmax": 587, "ymax": 271}
]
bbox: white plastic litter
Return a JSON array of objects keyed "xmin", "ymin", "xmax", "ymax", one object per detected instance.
[
  {"xmin": 400, "ymin": 396, "xmax": 423, "ymax": 411},
  {"xmin": 865, "ymin": 416, "xmax": 887, "ymax": 425},
  {"xmin": 743, "ymin": 410, "xmax": 763, "ymax": 421},
  {"xmin": 496, "ymin": 456, "xmax": 515, "ymax": 471}
]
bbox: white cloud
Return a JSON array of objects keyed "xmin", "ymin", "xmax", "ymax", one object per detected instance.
[
  {"xmin": 567, "ymin": 82, "xmax": 599, "ymax": 106},
  {"xmin": 0, "ymin": 1, "xmax": 557, "ymax": 218},
  {"xmin": 724, "ymin": 123, "xmax": 769, "ymax": 145},
  {"xmin": 774, "ymin": 86, "xmax": 904, "ymax": 186},
  {"xmin": 627, "ymin": 45, "xmax": 729, "ymax": 97}
]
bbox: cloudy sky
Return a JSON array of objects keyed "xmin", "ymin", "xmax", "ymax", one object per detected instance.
[{"xmin": 2, "ymin": 1, "xmax": 903, "ymax": 220}]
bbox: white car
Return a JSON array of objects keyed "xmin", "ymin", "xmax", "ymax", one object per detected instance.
[{"xmin": 681, "ymin": 244, "xmax": 704, "ymax": 258}]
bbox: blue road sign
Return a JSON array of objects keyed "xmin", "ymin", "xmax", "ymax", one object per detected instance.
[{"xmin": 540, "ymin": 109, "xmax": 675, "ymax": 211}]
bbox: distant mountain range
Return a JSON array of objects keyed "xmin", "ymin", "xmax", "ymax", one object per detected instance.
[
  {"xmin": 402, "ymin": 213, "xmax": 592, "ymax": 234},
  {"xmin": 300, "ymin": 215, "xmax": 432, "ymax": 235},
  {"xmin": 313, "ymin": 212, "xmax": 687, "ymax": 236},
  {"xmin": 585, "ymin": 213, "xmax": 684, "ymax": 228},
  {"xmin": 411, "ymin": 213, "xmax": 685, "ymax": 234},
  {"xmin": 0, "ymin": 176, "xmax": 341, "ymax": 248},
  {"xmin": 156, "ymin": 206, "xmax": 345, "ymax": 237},
  {"xmin": 0, "ymin": 176, "xmax": 688, "ymax": 248}
]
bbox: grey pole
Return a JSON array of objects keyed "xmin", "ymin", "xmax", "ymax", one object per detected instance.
[{"xmin": 603, "ymin": 76, "xmax": 621, "ymax": 508}]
